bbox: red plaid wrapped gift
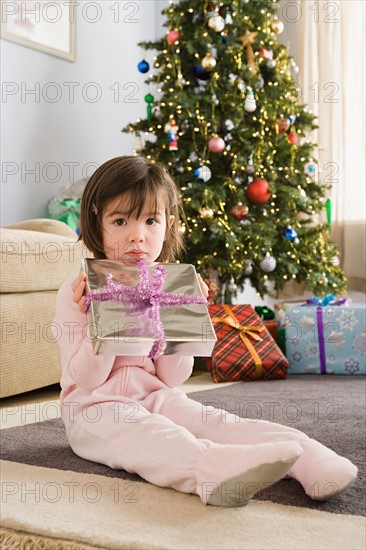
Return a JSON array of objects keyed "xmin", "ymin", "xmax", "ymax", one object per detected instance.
[{"xmin": 205, "ymin": 304, "xmax": 289, "ymax": 383}]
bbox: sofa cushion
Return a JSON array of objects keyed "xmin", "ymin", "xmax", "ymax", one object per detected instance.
[{"xmin": 0, "ymin": 223, "xmax": 86, "ymax": 293}]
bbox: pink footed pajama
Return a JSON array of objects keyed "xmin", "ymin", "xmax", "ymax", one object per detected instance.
[{"xmin": 54, "ymin": 278, "xmax": 357, "ymax": 507}]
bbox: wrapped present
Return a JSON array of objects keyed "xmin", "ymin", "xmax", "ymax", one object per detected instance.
[
  {"xmin": 83, "ymin": 258, "xmax": 216, "ymax": 357},
  {"xmin": 255, "ymin": 306, "xmax": 286, "ymax": 355},
  {"xmin": 205, "ymin": 304, "xmax": 289, "ymax": 383},
  {"xmin": 282, "ymin": 296, "xmax": 366, "ymax": 375}
]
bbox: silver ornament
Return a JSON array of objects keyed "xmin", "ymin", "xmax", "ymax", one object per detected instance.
[
  {"xmin": 195, "ymin": 165, "xmax": 212, "ymax": 182},
  {"xmin": 266, "ymin": 59, "xmax": 277, "ymax": 69},
  {"xmin": 228, "ymin": 277, "xmax": 237, "ymax": 293},
  {"xmin": 244, "ymin": 260, "xmax": 253, "ymax": 276},
  {"xmin": 331, "ymin": 256, "xmax": 340, "ymax": 266},
  {"xmin": 260, "ymin": 252, "xmax": 277, "ymax": 272}
]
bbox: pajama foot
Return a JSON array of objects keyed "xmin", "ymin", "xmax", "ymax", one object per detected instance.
[
  {"xmin": 305, "ymin": 459, "xmax": 358, "ymax": 501},
  {"xmin": 197, "ymin": 441, "xmax": 303, "ymax": 507},
  {"xmin": 207, "ymin": 456, "xmax": 301, "ymax": 507}
]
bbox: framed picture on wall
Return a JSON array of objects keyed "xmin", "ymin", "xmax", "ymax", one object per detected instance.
[{"xmin": 0, "ymin": 1, "xmax": 76, "ymax": 62}]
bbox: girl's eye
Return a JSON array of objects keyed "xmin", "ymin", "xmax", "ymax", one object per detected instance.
[
  {"xmin": 114, "ymin": 218, "xmax": 127, "ymax": 227},
  {"xmin": 146, "ymin": 218, "xmax": 157, "ymax": 226}
]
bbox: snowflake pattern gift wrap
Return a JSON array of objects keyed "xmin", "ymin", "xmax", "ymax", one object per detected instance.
[
  {"xmin": 82, "ymin": 259, "xmax": 216, "ymax": 357},
  {"xmin": 205, "ymin": 304, "xmax": 289, "ymax": 383},
  {"xmin": 282, "ymin": 301, "xmax": 366, "ymax": 375}
]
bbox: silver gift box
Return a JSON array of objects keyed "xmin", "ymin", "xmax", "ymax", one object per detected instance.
[{"xmin": 82, "ymin": 258, "xmax": 217, "ymax": 356}]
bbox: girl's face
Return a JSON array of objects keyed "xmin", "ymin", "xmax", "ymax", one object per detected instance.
[{"xmin": 101, "ymin": 194, "xmax": 174, "ymax": 266}]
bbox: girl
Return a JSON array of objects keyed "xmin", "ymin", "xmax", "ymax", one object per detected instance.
[{"xmin": 54, "ymin": 156, "xmax": 357, "ymax": 507}]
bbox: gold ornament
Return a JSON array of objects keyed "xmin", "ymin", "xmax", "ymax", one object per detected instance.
[
  {"xmin": 201, "ymin": 52, "xmax": 217, "ymax": 71},
  {"xmin": 200, "ymin": 207, "xmax": 214, "ymax": 219},
  {"xmin": 238, "ymin": 30, "xmax": 258, "ymax": 70},
  {"xmin": 201, "ymin": 53, "xmax": 216, "ymax": 71},
  {"xmin": 270, "ymin": 17, "xmax": 284, "ymax": 35}
]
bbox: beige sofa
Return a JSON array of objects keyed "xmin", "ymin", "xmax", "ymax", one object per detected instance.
[{"xmin": 0, "ymin": 219, "xmax": 86, "ymax": 398}]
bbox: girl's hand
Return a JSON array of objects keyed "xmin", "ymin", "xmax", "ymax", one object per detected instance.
[
  {"xmin": 72, "ymin": 272, "xmax": 87, "ymax": 313},
  {"xmin": 196, "ymin": 274, "xmax": 209, "ymax": 299}
]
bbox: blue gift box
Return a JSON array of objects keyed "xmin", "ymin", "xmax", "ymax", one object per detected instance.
[{"xmin": 282, "ymin": 302, "xmax": 366, "ymax": 375}]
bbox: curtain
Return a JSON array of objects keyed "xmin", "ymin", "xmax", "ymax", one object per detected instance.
[{"xmin": 296, "ymin": 0, "xmax": 366, "ymax": 291}]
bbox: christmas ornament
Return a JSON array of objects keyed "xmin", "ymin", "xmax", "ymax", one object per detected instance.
[
  {"xmin": 238, "ymin": 30, "xmax": 258, "ymax": 70},
  {"xmin": 208, "ymin": 15, "xmax": 225, "ymax": 32},
  {"xmin": 331, "ymin": 256, "xmax": 340, "ymax": 266},
  {"xmin": 266, "ymin": 59, "xmax": 277, "ymax": 69},
  {"xmin": 167, "ymin": 30, "xmax": 180, "ymax": 45},
  {"xmin": 194, "ymin": 165, "xmax": 212, "ymax": 182},
  {"xmin": 218, "ymin": 5, "xmax": 226, "ymax": 18},
  {"xmin": 270, "ymin": 17, "xmax": 284, "ymax": 35},
  {"xmin": 284, "ymin": 226, "xmax": 299, "ymax": 244},
  {"xmin": 238, "ymin": 79, "xmax": 246, "ymax": 93},
  {"xmin": 231, "ymin": 204, "xmax": 249, "ymax": 221},
  {"xmin": 200, "ymin": 207, "xmax": 214, "ymax": 219},
  {"xmin": 276, "ymin": 115, "xmax": 290, "ymax": 134},
  {"xmin": 287, "ymin": 114, "xmax": 296, "ymax": 125},
  {"xmin": 260, "ymin": 252, "xmax": 277, "ymax": 272},
  {"xmin": 246, "ymin": 179, "xmax": 271, "ymax": 204},
  {"xmin": 164, "ymin": 119, "xmax": 179, "ymax": 151},
  {"xmin": 246, "ymin": 162, "xmax": 255, "ymax": 175},
  {"xmin": 244, "ymin": 89, "xmax": 256, "ymax": 112},
  {"xmin": 225, "ymin": 119, "xmax": 235, "ymax": 131},
  {"xmin": 287, "ymin": 132, "xmax": 298, "ymax": 144},
  {"xmin": 144, "ymin": 93, "xmax": 154, "ymax": 123},
  {"xmin": 304, "ymin": 161, "xmax": 319, "ymax": 182},
  {"xmin": 290, "ymin": 59, "xmax": 300, "ymax": 74},
  {"xmin": 260, "ymin": 48, "xmax": 273, "ymax": 59},
  {"xmin": 244, "ymin": 260, "xmax": 253, "ymax": 276},
  {"xmin": 137, "ymin": 59, "xmax": 149, "ymax": 73},
  {"xmin": 253, "ymin": 76, "xmax": 265, "ymax": 89},
  {"xmin": 225, "ymin": 12, "xmax": 233, "ymax": 25},
  {"xmin": 208, "ymin": 136, "xmax": 226, "ymax": 153},
  {"xmin": 228, "ymin": 277, "xmax": 237, "ymax": 294},
  {"xmin": 134, "ymin": 131, "xmax": 143, "ymax": 152},
  {"xmin": 206, "ymin": 2, "xmax": 217, "ymax": 18},
  {"xmin": 201, "ymin": 52, "xmax": 217, "ymax": 71},
  {"xmin": 193, "ymin": 66, "xmax": 211, "ymax": 81}
]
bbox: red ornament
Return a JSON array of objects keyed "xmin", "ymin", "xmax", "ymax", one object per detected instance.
[
  {"xmin": 260, "ymin": 48, "xmax": 273, "ymax": 59},
  {"xmin": 287, "ymin": 132, "xmax": 298, "ymax": 144},
  {"xmin": 231, "ymin": 204, "xmax": 249, "ymax": 221},
  {"xmin": 167, "ymin": 30, "xmax": 180, "ymax": 45},
  {"xmin": 246, "ymin": 179, "xmax": 271, "ymax": 204},
  {"xmin": 208, "ymin": 136, "xmax": 226, "ymax": 153}
]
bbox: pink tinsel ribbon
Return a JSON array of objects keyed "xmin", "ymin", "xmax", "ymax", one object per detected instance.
[{"xmin": 84, "ymin": 260, "xmax": 207, "ymax": 359}]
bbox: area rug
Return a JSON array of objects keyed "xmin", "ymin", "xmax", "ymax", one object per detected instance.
[{"xmin": 1, "ymin": 375, "xmax": 365, "ymax": 549}]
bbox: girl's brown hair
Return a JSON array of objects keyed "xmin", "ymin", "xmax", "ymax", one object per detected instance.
[{"xmin": 79, "ymin": 156, "xmax": 184, "ymax": 262}]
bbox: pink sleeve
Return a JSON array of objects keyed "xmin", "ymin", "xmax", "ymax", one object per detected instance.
[
  {"xmin": 53, "ymin": 278, "xmax": 115, "ymax": 391},
  {"xmin": 154, "ymin": 355, "xmax": 194, "ymax": 387}
]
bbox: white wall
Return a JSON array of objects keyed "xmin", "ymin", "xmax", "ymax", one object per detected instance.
[{"xmin": 1, "ymin": 1, "xmax": 160, "ymax": 225}]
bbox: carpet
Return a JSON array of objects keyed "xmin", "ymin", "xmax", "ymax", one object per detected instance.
[{"xmin": 1, "ymin": 375, "xmax": 366, "ymax": 549}]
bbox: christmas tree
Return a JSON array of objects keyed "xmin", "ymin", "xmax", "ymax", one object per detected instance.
[{"xmin": 123, "ymin": 0, "xmax": 347, "ymax": 302}]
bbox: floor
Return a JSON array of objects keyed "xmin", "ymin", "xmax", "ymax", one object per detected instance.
[{"xmin": 0, "ymin": 372, "xmax": 234, "ymax": 429}]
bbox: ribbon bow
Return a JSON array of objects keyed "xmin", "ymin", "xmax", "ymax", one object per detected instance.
[
  {"xmin": 85, "ymin": 260, "xmax": 207, "ymax": 359},
  {"xmin": 306, "ymin": 294, "xmax": 348, "ymax": 307},
  {"xmin": 212, "ymin": 305, "xmax": 264, "ymax": 379}
]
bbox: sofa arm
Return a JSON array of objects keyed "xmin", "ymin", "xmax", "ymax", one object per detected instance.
[{"xmin": 4, "ymin": 218, "xmax": 77, "ymax": 239}]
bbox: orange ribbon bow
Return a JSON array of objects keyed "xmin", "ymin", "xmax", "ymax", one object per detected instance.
[{"xmin": 211, "ymin": 305, "xmax": 264, "ymax": 379}]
